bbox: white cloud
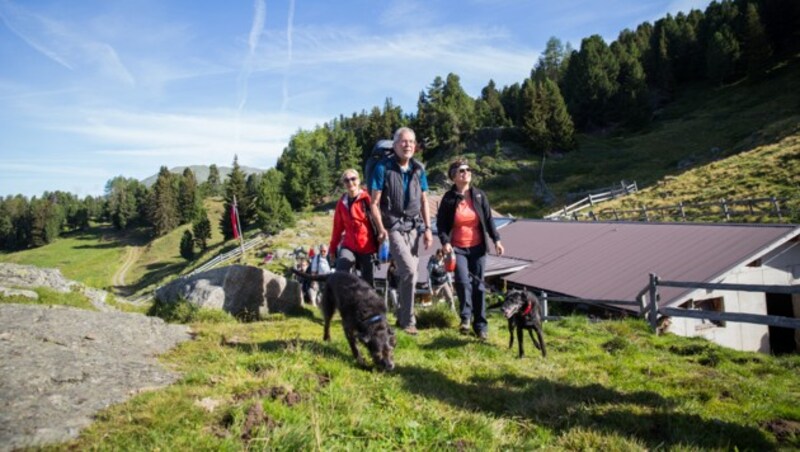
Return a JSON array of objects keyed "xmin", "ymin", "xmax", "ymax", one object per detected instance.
[{"xmin": 0, "ymin": 0, "xmax": 135, "ymax": 85}]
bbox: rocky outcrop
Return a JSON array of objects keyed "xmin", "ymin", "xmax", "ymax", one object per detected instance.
[
  {"xmin": 0, "ymin": 263, "xmax": 78, "ymax": 293},
  {"xmin": 0, "ymin": 303, "xmax": 191, "ymax": 451},
  {"xmin": 155, "ymin": 265, "xmax": 301, "ymax": 319},
  {"xmin": 0, "ymin": 263, "xmax": 114, "ymax": 312}
]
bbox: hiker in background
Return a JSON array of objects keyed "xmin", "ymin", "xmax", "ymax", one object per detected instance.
[
  {"xmin": 329, "ymin": 169, "xmax": 378, "ymax": 286},
  {"xmin": 436, "ymin": 158, "xmax": 504, "ymax": 341},
  {"xmin": 370, "ymin": 127, "xmax": 434, "ymax": 336},
  {"xmin": 427, "ymin": 248, "xmax": 456, "ymax": 311},
  {"xmin": 308, "ymin": 244, "xmax": 331, "ymax": 306}
]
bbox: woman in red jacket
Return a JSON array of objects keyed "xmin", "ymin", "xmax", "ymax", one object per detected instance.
[{"xmin": 329, "ymin": 168, "xmax": 378, "ymax": 285}]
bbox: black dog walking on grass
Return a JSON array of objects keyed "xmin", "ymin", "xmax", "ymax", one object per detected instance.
[
  {"xmin": 292, "ymin": 270, "xmax": 396, "ymax": 371},
  {"xmin": 501, "ymin": 290, "xmax": 547, "ymax": 358}
]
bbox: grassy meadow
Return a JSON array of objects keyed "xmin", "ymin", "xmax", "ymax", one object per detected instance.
[{"xmin": 53, "ymin": 305, "xmax": 800, "ymax": 450}]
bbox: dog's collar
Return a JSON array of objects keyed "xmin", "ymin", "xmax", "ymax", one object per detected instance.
[
  {"xmin": 522, "ymin": 303, "xmax": 533, "ymax": 317},
  {"xmin": 363, "ymin": 314, "xmax": 384, "ymax": 325}
]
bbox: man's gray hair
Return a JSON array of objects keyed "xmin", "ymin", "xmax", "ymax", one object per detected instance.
[{"xmin": 393, "ymin": 127, "xmax": 416, "ymax": 143}]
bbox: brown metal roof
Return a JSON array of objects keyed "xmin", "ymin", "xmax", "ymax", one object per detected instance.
[{"xmin": 499, "ymin": 220, "xmax": 800, "ymax": 310}]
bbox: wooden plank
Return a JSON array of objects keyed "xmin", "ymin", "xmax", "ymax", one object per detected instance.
[
  {"xmin": 659, "ymin": 307, "xmax": 800, "ymax": 329},
  {"xmin": 658, "ymin": 280, "xmax": 800, "ymax": 294}
]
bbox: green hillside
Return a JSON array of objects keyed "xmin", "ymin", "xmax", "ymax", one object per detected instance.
[{"xmin": 466, "ymin": 58, "xmax": 800, "ymax": 219}]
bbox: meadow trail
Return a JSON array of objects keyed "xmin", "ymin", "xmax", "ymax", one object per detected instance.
[{"xmin": 112, "ymin": 246, "xmax": 142, "ymax": 293}]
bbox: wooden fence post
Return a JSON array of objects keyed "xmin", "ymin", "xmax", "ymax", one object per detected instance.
[
  {"xmin": 641, "ymin": 206, "xmax": 650, "ymax": 222},
  {"xmin": 771, "ymin": 196, "xmax": 782, "ymax": 220},
  {"xmin": 589, "ymin": 211, "xmax": 597, "ymax": 221},
  {"xmin": 721, "ymin": 198, "xmax": 730, "ymax": 221},
  {"xmin": 541, "ymin": 291, "xmax": 549, "ymax": 322},
  {"xmin": 648, "ymin": 273, "xmax": 660, "ymax": 332},
  {"xmin": 613, "ymin": 208, "xmax": 620, "ymax": 221},
  {"xmin": 679, "ymin": 201, "xmax": 686, "ymax": 221}
]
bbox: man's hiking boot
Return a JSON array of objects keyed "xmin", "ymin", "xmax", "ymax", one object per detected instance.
[
  {"xmin": 478, "ymin": 331, "xmax": 488, "ymax": 342},
  {"xmin": 459, "ymin": 323, "xmax": 470, "ymax": 335},
  {"xmin": 403, "ymin": 325, "xmax": 418, "ymax": 335}
]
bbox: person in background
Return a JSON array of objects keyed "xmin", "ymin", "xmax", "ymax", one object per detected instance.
[
  {"xmin": 292, "ymin": 256, "xmax": 312, "ymax": 304},
  {"xmin": 436, "ymin": 158, "xmax": 504, "ymax": 341},
  {"xmin": 369, "ymin": 127, "xmax": 434, "ymax": 336},
  {"xmin": 308, "ymin": 244, "xmax": 331, "ymax": 306},
  {"xmin": 329, "ymin": 169, "xmax": 378, "ymax": 286},
  {"xmin": 427, "ymin": 248, "xmax": 456, "ymax": 311}
]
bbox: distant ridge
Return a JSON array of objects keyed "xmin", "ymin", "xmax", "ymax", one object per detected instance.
[{"xmin": 141, "ymin": 165, "xmax": 266, "ymax": 187}]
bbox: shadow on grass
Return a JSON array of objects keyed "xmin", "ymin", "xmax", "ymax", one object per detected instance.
[
  {"xmin": 224, "ymin": 338, "xmax": 352, "ymax": 363},
  {"xmin": 73, "ymin": 242, "xmax": 123, "ymax": 249},
  {"xmin": 420, "ymin": 336, "xmax": 472, "ymax": 350},
  {"xmin": 393, "ymin": 365, "xmax": 775, "ymax": 450}
]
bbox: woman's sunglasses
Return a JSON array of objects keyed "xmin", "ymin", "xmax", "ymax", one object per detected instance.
[
  {"xmin": 343, "ymin": 177, "xmax": 359, "ymax": 183},
  {"xmin": 458, "ymin": 168, "xmax": 471, "ymax": 174}
]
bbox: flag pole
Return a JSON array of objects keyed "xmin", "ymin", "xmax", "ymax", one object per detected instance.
[{"xmin": 233, "ymin": 195, "xmax": 246, "ymax": 259}]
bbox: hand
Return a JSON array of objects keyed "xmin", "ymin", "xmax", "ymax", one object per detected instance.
[
  {"xmin": 377, "ymin": 229, "xmax": 388, "ymax": 243},
  {"xmin": 443, "ymin": 243, "xmax": 453, "ymax": 255},
  {"xmin": 423, "ymin": 229, "xmax": 433, "ymax": 250},
  {"xmin": 495, "ymin": 241, "xmax": 504, "ymax": 256}
]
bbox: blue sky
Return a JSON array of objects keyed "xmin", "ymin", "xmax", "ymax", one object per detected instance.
[{"xmin": 0, "ymin": 0, "xmax": 711, "ymax": 198}]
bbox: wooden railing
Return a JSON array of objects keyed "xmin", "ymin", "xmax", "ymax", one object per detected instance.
[
  {"xmin": 544, "ymin": 181, "xmax": 638, "ymax": 220},
  {"xmin": 533, "ymin": 273, "xmax": 800, "ymax": 332},
  {"xmin": 566, "ymin": 196, "xmax": 799, "ymax": 223}
]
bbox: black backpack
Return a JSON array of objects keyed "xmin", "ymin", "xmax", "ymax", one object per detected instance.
[{"xmin": 363, "ymin": 139, "xmax": 394, "ymax": 190}]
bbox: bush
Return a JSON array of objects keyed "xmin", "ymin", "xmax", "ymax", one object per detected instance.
[{"xmin": 148, "ymin": 297, "xmax": 235, "ymax": 324}]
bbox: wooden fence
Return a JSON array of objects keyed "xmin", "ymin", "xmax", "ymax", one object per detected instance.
[
  {"xmin": 535, "ymin": 273, "xmax": 800, "ymax": 332},
  {"xmin": 544, "ymin": 181, "xmax": 638, "ymax": 220},
  {"xmin": 566, "ymin": 196, "xmax": 799, "ymax": 223}
]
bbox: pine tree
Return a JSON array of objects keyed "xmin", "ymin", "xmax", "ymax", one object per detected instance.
[
  {"xmin": 521, "ymin": 79, "xmax": 550, "ymax": 151},
  {"xmin": 206, "ymin": 164, "xmax": 222, "ymax": 197},
  {"xmin": 105, "ymin": 176, "xmax": 141, "ymax": 230},
  {"xmin": 192, "ymin": 210, "xmax": 212, "ymax": 250},
  {"xmin": 742, "ymin": 3, "xmax": 772, "ymax": 80},
  {"xmin": 611, "ymin": 41, "xmax": 652, "ymax": 128},
  {"xmin": 149, "ymin": 166, "xmax": 180, "ymax": 236},
  {"xmin": 534, "ymin": 37, "xmax": 566, "ymax": 83},
  {"xmin": 178, "ymin": 167, "xmax": 201, "ymax": 224},
  {"xmin": 255, "ymin": 169, "xmax": 295, "ymax": 235},
  {"xmin": 29, "ymin": 196, "xmax": 64, "ymax": 247},
  {"xmin": 706, "ymin": 26, "xmax": 740, "ymax": 85},
  {"xmin": 542, "ymin": 79, "xmax": 576, "ymax": 151},
  {"xmin": 220, "ymin": 156, "xmax": 249, "ymax": 240},
  {"xmin": 179, "ymin": 230, "xmax": 195, "ymax": 260}
]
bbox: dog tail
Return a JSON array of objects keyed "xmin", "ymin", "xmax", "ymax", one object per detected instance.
[{"xmin": 291, "ymin": 268, "xmax": 330, "ymax": 282}]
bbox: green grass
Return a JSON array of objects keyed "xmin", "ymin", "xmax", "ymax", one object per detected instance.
[
  {"xmin": 0, "ymin": 286, "xmax": 95, "ymax": 310},
  {"xmin": 0, "ymin": 224, "xmax": 138, "ymax": 289},
  {"xmin": 55, "ymin": 309, "xmax": 799, "ymax": 450}
]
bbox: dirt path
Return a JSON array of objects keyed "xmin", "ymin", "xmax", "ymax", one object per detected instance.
[{"xmin": 112, "ymin": 246, "xmax": 142, "ymax": 292}]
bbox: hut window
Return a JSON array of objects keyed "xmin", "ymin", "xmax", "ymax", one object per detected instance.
[{"xmin": 692, "ymin": 297, "xmax": 726, "ymax": 328}]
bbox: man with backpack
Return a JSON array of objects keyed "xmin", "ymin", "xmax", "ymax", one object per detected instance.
[{"xmin": 369, "ymin": 127, "xmax": 433, "ymax": 335}]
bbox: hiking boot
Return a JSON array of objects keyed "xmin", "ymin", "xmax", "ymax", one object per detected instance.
[
  {"xmin": 478, "ymin": 331, "xmax": 488, "ymax": 342},
  {"xmin": 403, "ymin": 325, "xmax": 418, "ymax": 335},
  {"xmin": 459, "ymin": 323, "xmax": 470, "ymax": 335}
]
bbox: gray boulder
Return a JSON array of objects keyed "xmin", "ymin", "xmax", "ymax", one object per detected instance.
[
  {"xmin": 155, "ymin": 265, "xmax": 301, "ymax": 319},
  {"xmin": 0, "ymin": 303, "xmax": 191, "ymax": 450}
]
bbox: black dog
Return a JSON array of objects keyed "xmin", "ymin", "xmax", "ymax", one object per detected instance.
[
  {"xmin": 501, "ymin": 290, "xmax": 546, "ymax": 358},
  {"xmin": 292, "ymin": 270, "xmax": 396, "ymax": 371}
]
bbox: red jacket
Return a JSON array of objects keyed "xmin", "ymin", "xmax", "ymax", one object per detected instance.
[{"xmin": 330, "ymin": 190, "xmax": 378, "ymax": 258}]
